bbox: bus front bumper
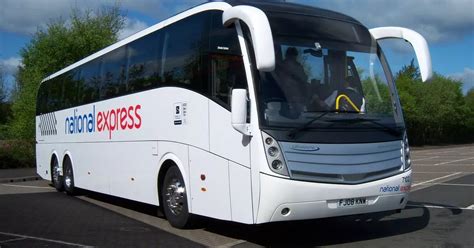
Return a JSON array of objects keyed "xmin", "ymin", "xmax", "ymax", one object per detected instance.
[{"xmin": 257, "ymin": 170, "xmax": 411, "ymax": 223}]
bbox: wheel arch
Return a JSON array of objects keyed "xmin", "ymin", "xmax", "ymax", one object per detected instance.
[
  {"xmin": 62, "ymin": 150, "xmax": 74, "ymax": 171},
  {"xmin": 50, "ymin": 150, "xmax": 61, "ymax": 180},
  {"xmin": 157, "ymin": 153, "xmax": 190, "ymax": 209}
]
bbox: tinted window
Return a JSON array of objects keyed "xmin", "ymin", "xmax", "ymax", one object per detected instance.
[
  {"xmin": 63, "ymin": 70, "xmax": 79, "ymax": 109},
  {"xmin": 209, "ymin": 11, "xmax": 241, "ymax": 55},
  {"xmin": 36, "ymin": 82, "xmax": 49, "ymax": 115},
  {"xmin": 210, "ymin": 55, "xmax": 246, "ymax": 107},
  {"xmin": 161, "ymin": 13, "xmax": 208, "ymax": 94},
  {"xmin": 47, "ymin": 77, "xmax": 63, "ymax": 112},
  {"xmin": 102, "ymin": 46, "xmax": 128, "ymax": 99},
  {"xmin": 208, "ymin": 11, "xmax": 246, "ymax": 108},
  {"xmin": 127, "ymin": 32, "xmax": 161, "ymax": 93},
  {"xmin": 78, "ymin": 58, "xmax": 102, "ymax": 105}
]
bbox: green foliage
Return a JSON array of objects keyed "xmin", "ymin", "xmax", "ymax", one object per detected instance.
[
  {"xmin": 0, "ymin": 140, "xmax": 35, "ymax": 169},
  {"xmin": 0, "ymin": 66, "xmax": 6, "ymax": 103},
  {"xmin": 1, "ymin": 6, "xmax": 125, "ymax": 168},
  {"xmin": 395, "ymin": 60, "xmax": 473, "ymax": 145},
  {"xmin": 0, "ymin": 66, "xmax": 12, "ymax": 132},
  {"xmin": 9, "ymin": 5, "xmax": 125, "ymax": 139},
  {"xmin": 464, "ymin": 88, "xmax": 474, "ymax": 139}
]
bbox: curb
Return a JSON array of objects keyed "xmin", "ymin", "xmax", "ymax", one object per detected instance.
[{"xmin": 0, "ymin": 176, "xmax": 42, "ymax": 184}]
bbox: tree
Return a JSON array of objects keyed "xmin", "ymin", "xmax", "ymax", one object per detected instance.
[
  {"xmin": 10, "ymin": 6, "xmax": 125, "ymax": 139},
  {"xmin": 395, "ymin": 61, "xmax": 471, "ymax": 145},
  {"xmin": 464, "ymin": 88, "xmax": 474, "ymax": 141},
  {"xmin": 0, "ymin": 65, "xmax": 6, "ymax": 103}
]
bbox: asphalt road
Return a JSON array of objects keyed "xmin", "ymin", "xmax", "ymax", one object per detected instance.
[{"xmin": 0, "ymin": 145, "xmax": 473, "ymax": 247}]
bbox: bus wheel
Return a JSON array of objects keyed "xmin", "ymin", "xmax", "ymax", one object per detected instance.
[
  {"xmin": 51, "ymin": 157, "xmax": 64, "ymax": 192},
  {"xmin": 162, "ymin": 166, "xmax": 193, "ymax": 228},
  {"xmin": 63, "ymin": 157, "xmax": 76, "ymax": 195}
]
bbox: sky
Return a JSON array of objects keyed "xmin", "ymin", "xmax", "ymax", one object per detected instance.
[{"xmin": 1, "ymin": 0, "xmax": 473, "ymax": 94}]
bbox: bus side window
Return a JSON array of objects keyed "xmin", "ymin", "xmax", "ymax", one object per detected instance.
[
  {"xmin": 208, "ymin": 11, "xmax": 246, "ymax": 108},
  {"xmin": 127, "ymin": 32, "xmax": 161, "ymax": 94},
  {"xmin": 63, "ymin": 70, "xmax": 78, "ymax": 109},
  {"xmin": 78, "ymin": 58, "xmax": 102, "ymax": 105},
  {"xmin": 37, "ymin": 82, "xmax": 49, "ymax": 114},
  {"xmin": 47, "ymin": 77, "xmax": 62, "ymax": 112},
  {"xmin": 160, "ymin": 13, "xmax": 208, "ymax": 94},
  {"xmin": 101, "ymin": 45, "xmax": 128, "ymax": 99},
  {"xmin": 211, "ymin": 54, "xmax": 246, "ymax": 107}
]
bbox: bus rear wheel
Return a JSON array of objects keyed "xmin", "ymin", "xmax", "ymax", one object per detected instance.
[
  {"xmin": 161, "ymin": 166, "xmax": 193, "ymax": 228},
  {"xmin": 51, "ymin": 157, "xmax": 64, "ymax": 192},
  {"xmin": 63, "ymin": 157, "xmax": 76, "ymax": 195}
]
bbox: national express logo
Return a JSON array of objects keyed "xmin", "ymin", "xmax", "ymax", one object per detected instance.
[{"xmin": 65, "ymin": 104, "xmax": 142, "ymax": 139}]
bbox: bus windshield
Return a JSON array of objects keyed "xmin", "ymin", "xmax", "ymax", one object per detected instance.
[{"xmin": 257, "ymin": 14, "xmax": 404, "ymax": 135}]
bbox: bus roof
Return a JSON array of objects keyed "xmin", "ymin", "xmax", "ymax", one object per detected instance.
[{"xmin": 224, "ymin": 0, "xmax": 362, "ymax": 25}]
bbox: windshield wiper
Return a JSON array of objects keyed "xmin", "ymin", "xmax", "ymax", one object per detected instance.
[
  {"xmin": 327, "ymin": 117, "xmax": 403, "ymax": 136},
  {"xmin": 287, "ymin": 111, "xmax": 332, "ymax": 138}
]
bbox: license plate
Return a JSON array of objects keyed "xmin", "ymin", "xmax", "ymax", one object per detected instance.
[{"xmin": 337, "ymin": 197, "xmax": 367, "ymax": 208}]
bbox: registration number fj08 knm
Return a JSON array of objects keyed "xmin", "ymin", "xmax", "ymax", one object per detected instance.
[{"xmin": 337, "ymin": 197, "xmax": 368, "ymax": 208}]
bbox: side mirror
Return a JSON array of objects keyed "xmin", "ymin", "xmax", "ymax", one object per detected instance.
[
  {"xmin": 370, "ymin": 27, "xmax": 433, "ymax": 82},
  {"xmin": 231, "ymin": 89, "xmax": 252, "ymax": 136}
]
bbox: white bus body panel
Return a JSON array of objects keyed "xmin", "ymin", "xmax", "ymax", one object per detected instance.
[
  {"xmin": 229, "ymin": 161, "xmax": 253, "ymax": 223},
  {"xmin": 209, "ymin": 101, "xmax": 250, "ymax": 167},
  {"xmin": 36, "ymin": 87, "xmax": 253, "ymax": 214},
  {"xmin": 256, "ymin": 170, "xmax": 411, "ymax": 223},
  {"xmin": 189, "ymin": 146, "xmax": 232, "ymax": 220}
]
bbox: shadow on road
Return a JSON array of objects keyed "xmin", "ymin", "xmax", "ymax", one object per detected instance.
[
  {"xmin": 74, "ymin": 187, "xmax": 438, "ymax": 247},
  {"xmin": 200, "ymin": 205, "xmax": 431, "ymax": 247}
]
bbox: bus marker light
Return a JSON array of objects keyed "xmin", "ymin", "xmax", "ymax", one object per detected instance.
[
  {"xmin": 200, "ymin": 174, "xmax": 206, "ymax": 181},
  {"xmin": 272, "ymin": 160, "xmax": 283, "ymax": 170},
  {"xmin": 201, "ymin": 187, "xmax": 207, "ymax": 192}
]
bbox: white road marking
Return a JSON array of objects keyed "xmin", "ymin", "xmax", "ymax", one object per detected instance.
[
  {"xmin": 411, "ymin": 156, "xmax": 439, "ymax": 161},
  {"xmin": 416, "ymin": 183, "xmax": 474, "ymax": 187},
  {"xmin": 413, "ymin": 146, "xmax": 473, "ymax": 155},
  {"xmin": 416, "ymin": 163, "xmax": 474, "ymax": 167},
  {"xmin": 407, "ymin": 204, "xmax": 474, "ymax": 211},
  {"xmin": 0, "ymin": 231, "xmax": 92, "ymax": 247},
  {"xmin": 413, "ymin": 171, "xmax": 469, "ymax": 174},
  {"xmin": 434, "ymin": 157, "xmax": 474, "ymax": 166},
  {"xmin": 1, "ymin": 184, "xmax": 52, "ymax": 189},
  {"xmin": 412, "ymin": 172, "xmax": 462, "ymax": 187},
  {"xmin": 216, "ymin": 239, "xmax": 247, "ymax": 248},
  {"xmin": 467, "ymin": 205, "xmax": 474, "ymax": 210},
  {"xmin": 77, "ymin": 196, "xmax": 244, "ymax": 247},
  {"xmin": 0, "ymin": 237, "xmax": 27, "ymax": 244}
]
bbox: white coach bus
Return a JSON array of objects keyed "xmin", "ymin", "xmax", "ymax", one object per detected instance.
[{"xmin": 36, "ymin": 0, "xmax": 432, "ymax": 228}]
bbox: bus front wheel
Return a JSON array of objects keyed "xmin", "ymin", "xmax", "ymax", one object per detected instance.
[{"xmin": 161, "ymin": 166, "xmax": 193, "ymax": 228}]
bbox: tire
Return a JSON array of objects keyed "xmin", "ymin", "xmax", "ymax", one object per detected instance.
[
  {"xmin": 51, "ymin": 157, "xmax": 64, "ymax": 192},
  {"xmin": 161, "ymin": 166, "xmax": 193, "ymax": 228},
  {"xmin": 63, "ymin": 157, "xmax": 76, "ymax": 195}
]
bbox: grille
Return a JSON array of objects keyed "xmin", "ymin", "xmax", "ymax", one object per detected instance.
[{"xmin": 280, "ymin": 141, "xmax": 403, "ymax": 184}]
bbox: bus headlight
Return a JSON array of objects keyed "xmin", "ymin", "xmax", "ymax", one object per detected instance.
[
  {"xmin": 262, "ymin": 132, "xmax": 289, "ymax": 176},
  {"xmin": 402, "ymin": 132, "xmax": 411, "ymax": 170},
  {"xmin": 268, "ymin": 147, "xmax": 279, "ymax": 157}
]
